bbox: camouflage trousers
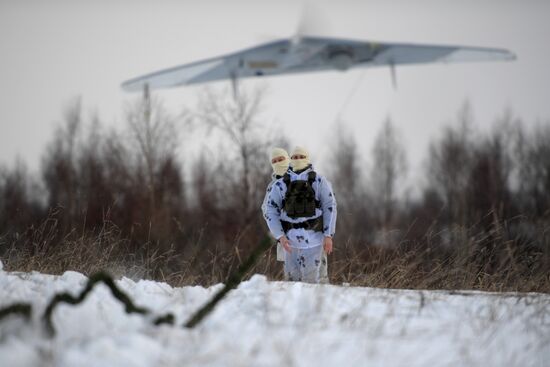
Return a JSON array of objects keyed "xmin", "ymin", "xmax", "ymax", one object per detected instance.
[{"xmin": 282, "ymin": 244, "xmax": 328, "ymax": 284}]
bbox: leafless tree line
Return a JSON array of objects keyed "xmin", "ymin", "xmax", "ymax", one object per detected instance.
[
  {"xmin": 0, "ymin": 91, "xmax": 549, "ymax": 289},
  {"xmin": 327, "ymin": 102, "xmax": 549, "ymax": 287},
  {"xmin": 0, "ymin": 87, "xmax": 275, "ymax": 267}
]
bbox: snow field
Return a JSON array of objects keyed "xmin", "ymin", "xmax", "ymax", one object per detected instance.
[{"xmin": 0, "ymin": 263, "xmax": 549, "ymax": 367}]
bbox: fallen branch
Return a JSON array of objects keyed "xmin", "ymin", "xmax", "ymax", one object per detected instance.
[
  {"xmin": 2, "ymin": 236, "xmax": 273, "ymax": 335},
  {"xmin": 185, "ymin": 236, "xmax": 272, "ymax": 328},
  {"xmin": 41, "ymin": 271, "xmax": 174, "ymax": 336},
  {"xmin": 0, "ymin": 303, "xmax": 32, "ymax": 323}
]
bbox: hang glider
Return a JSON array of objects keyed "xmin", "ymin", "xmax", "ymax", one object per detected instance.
[{"xmin": 121, "ymin": 36, "xmax": 515, "ymax": 92}]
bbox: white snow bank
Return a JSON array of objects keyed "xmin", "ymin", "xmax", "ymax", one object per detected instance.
[{"xmin": 0, "ymin": 271, "xmax": 549, "ymax": 367}]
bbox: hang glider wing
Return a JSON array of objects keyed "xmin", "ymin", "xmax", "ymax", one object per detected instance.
[
  {"xmin": 287, "ymin": 37, "xmax": 516, "ymax": 71},
  {"xmin": 121, "ymin": 37, "xmax": 516, "ymax": 92},
  {"xmin": 121, "ymin": 56, "xmax": 228, "ymax": 92},
  {"xmin": 121, "ymin": 40, "xmax": 297, "ymax": 92},
  {"xmin": 365, "ymin": 42, "xmax": 516, "ymax": 68}
]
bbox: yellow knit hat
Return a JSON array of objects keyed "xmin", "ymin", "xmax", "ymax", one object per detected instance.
[
  {"xmin": 270, "ymin": 147, "xmax": 290, "ymax": 176},
  {"xmin": 290, "ymin": 146, "xmax": 311, "ymax": 171}
]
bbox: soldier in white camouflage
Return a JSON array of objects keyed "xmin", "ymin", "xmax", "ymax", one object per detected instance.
[
  {"xmin": 262, "ymin": 147, "xmax": 330, "ymax": 282},
  {"xmin": 262, "ymin": 147, "xmax": 336, "ymax": 283}
]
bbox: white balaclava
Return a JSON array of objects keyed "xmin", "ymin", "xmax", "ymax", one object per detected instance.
[
  {"xmin": 271, "ymin": 147, "xmax": 290, "ymax": 176},
  {"xmin": 290, "ymin": 146, "xmax": 311, "ymax": 171}
]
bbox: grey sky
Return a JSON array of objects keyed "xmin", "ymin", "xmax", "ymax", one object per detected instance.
[{"xmin": 1, "ymin": 0, "xmax": 549, "ymax": 192}]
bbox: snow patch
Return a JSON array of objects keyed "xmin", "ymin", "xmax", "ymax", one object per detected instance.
[
  {"xmin": 60, "ymin": 270, "xmax": 88, "ymax": 285},
  {"xmin": 0, "ymin": 339, "xmax": 40, "ymax": 367},
  {"xmin": 0, "ymin": 269, "xmax": 548, "ymax": 367},
  {"xmin": 238, "ymin": 273, "xmax": 268, "ymax": 289}
]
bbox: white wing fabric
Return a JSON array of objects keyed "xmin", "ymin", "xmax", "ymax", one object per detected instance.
[
  {"xmin": 121, "ymin": 37, "xmax": 515, "ymax": 92},
  {"xmin": 368, "ymin": 43, "xmax": 515, "ymax": 67},
  {"xmin": 122, "ymin": 57, "xmax": 226, "ymax": 92}
]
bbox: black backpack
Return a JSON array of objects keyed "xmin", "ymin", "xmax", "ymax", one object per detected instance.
[{"xmin": 282, "ymin": 171, "xmax": 321, "ymax": 218}]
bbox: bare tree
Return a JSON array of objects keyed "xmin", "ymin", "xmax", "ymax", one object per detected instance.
[
  {"xmin": 125, "ymin": 86, "xmax": 183, "ymax": 225},
  {"xmin": 370, "ymin": 116, "xmax": 407, "ymax": 227},
  {"xmin": 74, "ymin": 114, "xmax": 114, "ymax": 229},
  {"xmin": 196, "ymin": 85, "xmax": 271, "ymax": 226},
  {"xmin": 465, "ymin": 111, "xmax": 517, "ymax": 226},
  {"xmin": 42, "ymin": 97, "xmax": 82, "ymax": 233},
  {"xmin": 514, "ymin": 120, "xmax": 550, "ymax": 217},
  {"xmin": 327, "ymin": 121, "xmax": 367, "ymax": 235},
  {"xmin": 0, "ymin": 160, "xmax": 43, "ymax": 234},
  {"xmin": 191, "ymin": 150, "xmax": 220, "ymax": 218},
  {"xmin": 427, "ymin": 101, "xmax": 475, "ymax": 225}
]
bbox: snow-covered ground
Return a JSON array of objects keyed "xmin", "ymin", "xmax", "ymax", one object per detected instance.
[{"xmin": 1, "ymin": 262, "xmax": 549, "ymax": 367}]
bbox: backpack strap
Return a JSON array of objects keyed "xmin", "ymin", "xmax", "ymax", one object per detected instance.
[
  {"xmin": 281, "ymin": 173, "xmax": 291, "ymax": 208},
  {"xmin": 307, "ymin": 171, "xmax": 322, "ymax": 208},
  {"xmin": 283, "ymin": 173, "xmax": 291, "ymax": 188},
  {"xmin": 307, "ymin": 171, "xmax": 316, "ymax": 185}
]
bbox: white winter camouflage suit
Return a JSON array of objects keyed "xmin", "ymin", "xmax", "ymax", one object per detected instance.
[
  {"xmin": 262, "ymin": 165, "xmax": 337, "ymax": 283},
  {"xmin": 262, "ymin": 172, "xmax": 330, "ymax": 283},
  {"xmin": 261, "ymin": 173, "xmax": 289, "ymax": 262}
]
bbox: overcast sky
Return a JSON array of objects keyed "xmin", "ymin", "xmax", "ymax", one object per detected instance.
[{"xmin": 1, "ymin": 0, "xmax": 549, "ymax": 191}]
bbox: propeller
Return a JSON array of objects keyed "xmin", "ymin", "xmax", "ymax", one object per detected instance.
[
  {"xmin": 291, "ymin": 2, "xmax": 330, "ymax": 52},
  {"xmin": 295, "ymin": 1, "xmax": 330, "ymax": 39},
  {"xmin": 253, "ymin": 3, "xmax": 330, "ymax": 50}
]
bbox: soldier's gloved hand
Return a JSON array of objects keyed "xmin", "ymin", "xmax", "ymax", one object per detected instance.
[
  {"xmin": 323, "ymin": 236, "xmax": 333, "ymax": 255},
  {"xmin": 279, "ymin": 235, "xmax": 291, "ymax": 253}
]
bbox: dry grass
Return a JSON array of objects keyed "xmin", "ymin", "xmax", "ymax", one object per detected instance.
[{"xmin": 1, "ymin": 216, "xmax": 549, "ymax": 293}]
